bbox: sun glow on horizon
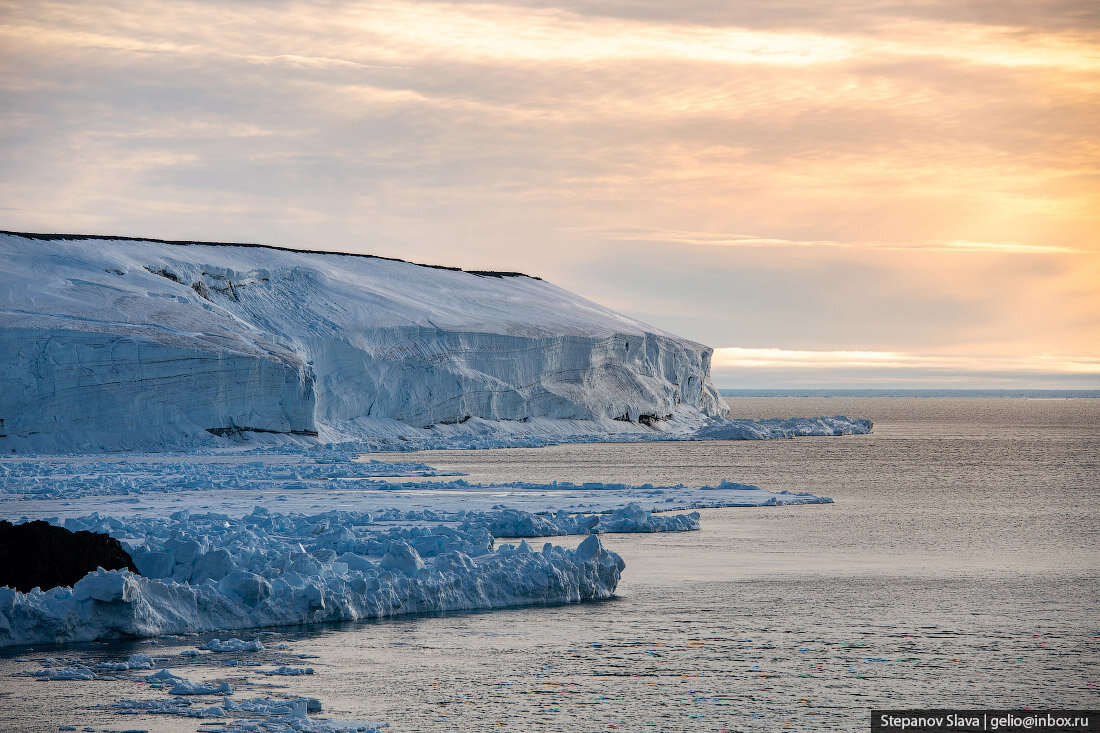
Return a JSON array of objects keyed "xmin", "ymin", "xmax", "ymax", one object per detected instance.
[{"xmin": 712, "ymin": 348, "xmax": 1100, "ymax": 379}]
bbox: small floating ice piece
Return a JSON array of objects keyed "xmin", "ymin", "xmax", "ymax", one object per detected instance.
[
  {"xmin": 261, "ymin": 666, "xmax": 315, "ymax": 676},
  {"xmin": 201, "ymin": 638, "xmax": 264, "ymax": 652},
  {"xmin": 169, "ymin": 678, "xmax": 232, "ymax": 695},
  {"xmin": 96, "ymin": 653, "xmax": 154, "ymax": 671},
  {"xmin": 32, "ymin": 666, "xmax": 97, "ymax": 681}
]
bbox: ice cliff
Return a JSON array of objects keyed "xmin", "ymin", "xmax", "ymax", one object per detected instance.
[{"xmin": 0, "ymin": 232, "xmax": 726, "ymax": 452}]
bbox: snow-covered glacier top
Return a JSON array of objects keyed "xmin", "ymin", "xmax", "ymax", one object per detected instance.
[
  {"xmin": 1, "ymin": 232, "xmax": 668, "ymax": 342},
  {"xmin": 0, "ymin": 232, "xmax": 728, "ymax": 451}
]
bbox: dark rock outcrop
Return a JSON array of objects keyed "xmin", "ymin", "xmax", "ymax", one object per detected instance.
[{"xmin": 0, "ymin": 520, "xmax": 140, "ymax": 593}]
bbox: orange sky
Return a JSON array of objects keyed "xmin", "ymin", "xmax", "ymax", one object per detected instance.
[{"xmin": 1, "ymin": 0, "xmax": 1097, "ymax": 386}]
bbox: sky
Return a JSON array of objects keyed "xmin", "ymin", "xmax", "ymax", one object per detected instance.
[{"xmin": 1, "ymin": 0, "xmax": 1098, "ymax": 388}]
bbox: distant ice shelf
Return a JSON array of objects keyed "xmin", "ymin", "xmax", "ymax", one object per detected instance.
[{"xmin": 1, "ymin": 444, "xmax": 839, "ymax": 510}]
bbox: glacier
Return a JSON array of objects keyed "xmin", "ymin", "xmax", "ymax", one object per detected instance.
[
  {"xmin": 0, "ymin": 231, "xmax": 735, "ymax": 453},
  {"xmin": 0, "ymin": 227, "xmax": 860, "ymax": 649},
  {"xmin": 0, "ymin": 231, "xmax": 868, "ymax": 732}
]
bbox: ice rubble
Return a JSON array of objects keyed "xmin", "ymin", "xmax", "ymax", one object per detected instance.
[
  {"xmin": 0, "ymin": 505, "xmax": 629, "ymax": 647},
  {"xmin": 0, "ymin": 454, "xmax": 460, "ymax": 500},
  {"xmin": 0, "ymin": 232, "xmax": 730, "ymax": 452},
  {"xmin": 0, "ymin": 444, "xmax": 834, "ymax": 648},
  {"xmin": 171, "ymin": 677, "xmax": 233, "ymax": 695},
  {"xmin": 0, "ymin": 478, "xmax": 827, "ymax": 647},
  {"xmin": 693, "ymin": 415, "xmax": 873, "ymax": 440},
  {"xmin": 0, "ymin": 447, "xmax": 837, "ymax": 515},
  {"xmin": 202, "ymin": 637, "xmax": 265, "ymax": 652},
  {"xmin": 262, "ymin": 665, "xmax": 315, "ymax": 675},
  {"xmin": 113, "ymin": 693, "xmax": 384, "ymax": 732}
]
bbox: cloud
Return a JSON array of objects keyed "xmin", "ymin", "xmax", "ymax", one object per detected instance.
[
  {"xmin": 1, "ymin": 0, "xmax": 1097, "ymax": 387},
  {"xmin": 573, "ymin": 226, "xmax": 1087, "ymax": 254},
  {"xmin": 709, "ymin": 347, "xmax": 1100, "ymax": 388},
  {"xmin": 712, "ymin": 347, "xmax": 1100, "ymax": 374}
]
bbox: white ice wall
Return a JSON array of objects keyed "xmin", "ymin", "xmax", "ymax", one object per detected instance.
[
  {"xmin": 0, "ymin": 328, "xmax": 315, "ymax": 451},
  {"xmin": 308, "ymin": 328, "xmax": 721, "ymax": 427},
  {"xmin": 0, "ymin": 234, "xmax": 725, "ymax": 450}
]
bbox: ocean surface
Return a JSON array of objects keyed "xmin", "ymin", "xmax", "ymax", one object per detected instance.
[{"xmin": 3, "ymin": 396, "xmax": 1098, "ymax": 731}]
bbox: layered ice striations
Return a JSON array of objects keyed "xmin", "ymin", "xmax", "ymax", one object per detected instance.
[
  {"xmin": 0, "ymin": 233, "xmax": 725, "ymax": 451},
  {"xmin": 2, "ymin": 327, "xmax": 316, "ymax": 450}
]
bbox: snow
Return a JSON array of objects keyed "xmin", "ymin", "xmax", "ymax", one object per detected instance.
[{"xmin": 0, "ymin": 233, "xmax": 729, "ymax": 453}]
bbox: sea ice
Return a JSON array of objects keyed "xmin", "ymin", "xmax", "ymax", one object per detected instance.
[
  {"xmin": 262, "ymin": 666, "xmax": 314, "ymax": 675},
  {"xmin": 0, "ymin": 505, "xmax": 628, "ymax": 646},
  {"xmin": 0, "ymin": 449, "xmax": 833, "ymax": 522},
  {"xmin": 96, "ymin": 653, "xmax": 155, "ymax": 670},
  {"xmin": 0, "ymin": 443, "xmax": 836, "ymax": 649},
  {"xmin": 202, "ymin": 638, "xmax": 264, "ymax": 653},
  {"xmin": 169, "ymin": 677, "xmax": 233, "ymax": 695},
  {"xmin": 30, "ymin": 665, "xmax": 99, "ymax": 681},
  {"xmin": 112, "ymin": 692, "xmax": 385, "ymax": 732}
]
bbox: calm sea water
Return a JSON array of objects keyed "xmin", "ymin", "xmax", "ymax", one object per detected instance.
[{"xmin": 3, "ymin": 397, "xmax": 1097, "ymax": 731}]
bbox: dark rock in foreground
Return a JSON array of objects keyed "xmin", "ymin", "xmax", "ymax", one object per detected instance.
[{"xmin": 0, "ymin": 520, "xmax": 140, "ymax": 593}]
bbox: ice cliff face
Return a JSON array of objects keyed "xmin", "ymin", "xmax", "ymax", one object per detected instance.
[{"xmin": 0, "ymin": 232, "xmax": 725, "ymax": 451}]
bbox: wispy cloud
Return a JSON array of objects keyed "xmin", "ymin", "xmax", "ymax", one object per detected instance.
[
  {"xmin": 16, "ymin": 3, "xmax": 1098, "ymax": 71},
  {"xmin": 576, "ymin": 226, "xmax": 1086, "ymax": 255},
  {"xmin": 713, "ymin": 348, "xmax": 1100, "ymax": 374}
]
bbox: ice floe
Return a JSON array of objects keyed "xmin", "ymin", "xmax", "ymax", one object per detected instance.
[
  {"xmin": 0, "ymin": 503, "xmax": 629, "ymax": 647},
  {"xmin": 0, "ymin": 453, "xmax": 461, "ymax": 500},
  {"xmin": 21, "ymin": 636, "xmax": 390, "ymax": 731},
  {"xmin": 113, "ymin": 693, "xmax": 385, "ymax": 732},
  {"xmin": 0, "ymin": 450, "xmax": 833, "ymax": 527},
  {"xmin": 202, "ymin": 637, "xmax": 265, "ymax": 653}
]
